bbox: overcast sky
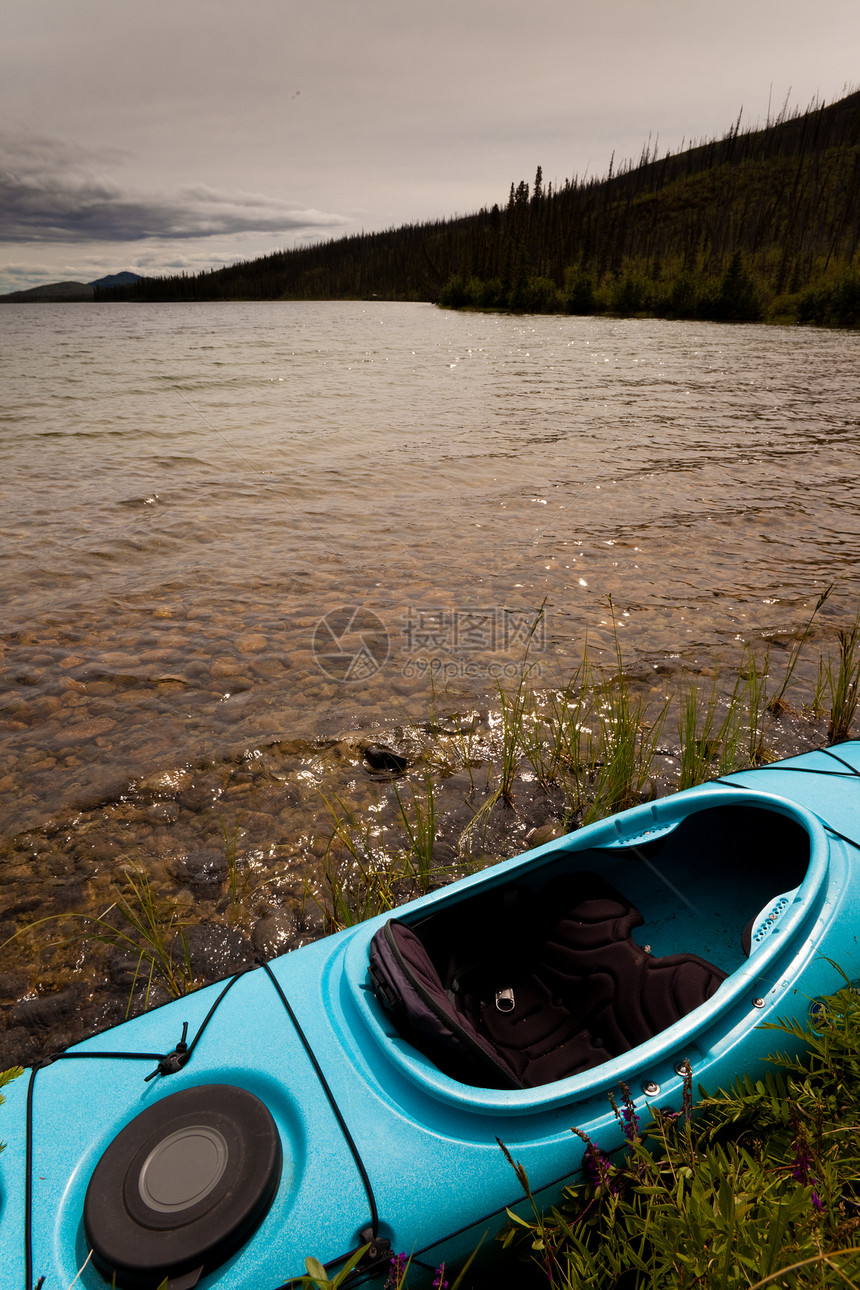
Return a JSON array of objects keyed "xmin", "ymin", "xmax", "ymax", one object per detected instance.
[{"xmin": 1, "ymin": 0, "xmax": 857, "ymax": 294}]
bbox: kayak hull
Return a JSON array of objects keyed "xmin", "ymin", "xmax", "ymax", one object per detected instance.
[{"xmin": 3, "ymin": 743, "xmax": 860, "ymax": 1288}]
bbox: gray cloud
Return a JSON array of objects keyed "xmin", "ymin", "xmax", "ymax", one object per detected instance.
[{"xmin": 0, "ymin": 132, "xmax": 352, "ymax": 244}]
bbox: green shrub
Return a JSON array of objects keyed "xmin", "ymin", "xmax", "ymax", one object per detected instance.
[
  {"xmin": 438, "ymin": 275, "xmax": 470, "ymax": 308},
  {"xmin": 662, "ymin": 270, "xmax": 702, "ymax": 319},
  {"xmin": 501, "ymin": 980, "xmax": 860, "ymax": 1288},
  {"xmin": 802, "ymin": 268, "xmax": 860, "ymax": 328},
  {"xmin": 563, "ymin": 267, "xmax": 599, "ymax": 314},
  {"xmin": 609, "ymin": 270, "xmax": 654, "ymax": 315},
  {"xmin": 701, "ymin": 251, "xmax": 767, "ymax": 322}
]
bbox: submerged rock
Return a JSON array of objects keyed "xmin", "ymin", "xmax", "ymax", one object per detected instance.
[
  {"xmin": 10, "ymin": 984, "xmax": 82, "ymax": 1032},
  {"xmin": 252, "ymin": 908, "xmax": 300, "ymax": 960},
  {"xmin": 526, "ymin": 822, "xmax": 568, "ymax": 848},
  {"xmin": 0, "ymin": 971, "xmax": 27, "ymax": 1001},
  {"xmin": 136, "ymin": 767, "xmax": 195, "ymax": 798},
  {"xmin": 169, "ymin": 848, "xmax": 227, "ymax": 897},
  {"xmin": 174, "ymin": 924, "xmax": 254, "ymax": 978},
  {"xmin": 362, "ymin": 744, "xmax": 410, "ymax": 776}
]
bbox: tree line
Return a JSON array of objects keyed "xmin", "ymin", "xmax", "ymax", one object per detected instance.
[{"xmin": 100, "ymin": 90, "xmax": 860, "ymax": 326}]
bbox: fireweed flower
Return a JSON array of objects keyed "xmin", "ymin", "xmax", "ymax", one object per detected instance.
[{"xmin": 432, "ymin": 1263, "xmax": 449, "ymax": 1289}]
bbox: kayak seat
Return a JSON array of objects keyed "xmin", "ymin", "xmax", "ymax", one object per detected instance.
[{"xmin": 369, "ymin": 871, "xmax": 727, "ymax": 1089}]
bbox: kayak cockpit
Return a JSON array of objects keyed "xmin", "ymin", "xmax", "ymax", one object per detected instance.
[
  {"xmin": 365, "ymin": 800, "xmax": 812, "ymax": 1091},
  {"xmin": 370, "ymin": 870, "xmax": 727, "ymax": 1089}
]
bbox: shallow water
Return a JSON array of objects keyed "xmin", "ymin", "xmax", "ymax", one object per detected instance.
[{"xmin": 1, "ymin": 301, "xmax": 858, "ymax": 1062}]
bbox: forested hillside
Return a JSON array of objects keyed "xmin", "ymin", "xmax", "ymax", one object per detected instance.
[{"xmin": 102, "ymin": 91, "xmax": 860, "ymax": 325}]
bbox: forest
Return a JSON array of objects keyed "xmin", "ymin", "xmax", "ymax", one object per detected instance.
[{"xmin": 100, "ymin": 90, "xmax": 860, "ymax": 326}]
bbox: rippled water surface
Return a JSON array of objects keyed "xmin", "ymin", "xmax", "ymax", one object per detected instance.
[{"xmin": 1, "ymin": 301, "xmax": 858, "ymax": 1061}]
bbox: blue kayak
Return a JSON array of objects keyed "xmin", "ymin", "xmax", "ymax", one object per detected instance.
[{"xmin": 3, "ymin": 742, "xmax": 860, "ymax": 1289}]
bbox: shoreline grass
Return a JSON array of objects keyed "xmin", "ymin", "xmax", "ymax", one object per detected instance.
[
  {"xmin": 277, "ymin": 976, "xmax": 860, "ymax": 1288},
  {"xmin": 307, "ymin": 596, "xmax": 860, "ymax": 930},
  {"xmin": 0, "ymin": 863, "xmax": 194, "ymax": 1013}
]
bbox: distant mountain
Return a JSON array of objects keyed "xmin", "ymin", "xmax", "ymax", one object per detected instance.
[
  {"xmin": 0, "ymin": 280, "xmax": 94, "ymax": 302},
  {"xmin": 90, "ymin": 272, "xmax": 143, "ymax": 290},
  {"xmin": 0, "ymin": 272, "xmax": 141, "ymax": 303}
]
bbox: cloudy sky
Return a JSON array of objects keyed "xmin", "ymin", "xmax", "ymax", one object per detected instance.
[{"xmin": 1, "ymin": 0, "xmax": 857, "ymax": 294}]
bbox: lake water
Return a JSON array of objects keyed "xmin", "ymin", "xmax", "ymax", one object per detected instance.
[{"xmin": 1, "ymin": 301, "xmax": 859, "ymax": 1061}]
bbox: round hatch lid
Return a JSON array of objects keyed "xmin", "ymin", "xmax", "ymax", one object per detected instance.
[{"xmin": 84, "ymin": 1084, "xmax": 282, "ymax": 1287}]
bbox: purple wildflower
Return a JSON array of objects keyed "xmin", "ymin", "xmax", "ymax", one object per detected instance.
[
  {"xmin": 432, "ymin": 1262, "xmax": 449, "ymax": 1289},
  {"xmin": 679, "ymin": 1059, "xmax": 694, "ymax": 1122},
  {"xmin": 618, "ymin": 1083, "xmax": 640, "ymax": 1142},
  {"xmin": 584, "ymin": 1143, "xmax": 613, "ymax": 1187},
  {"xmin": 385, "ymin": 1252, "xmax": 408, "ymax": 1289},
  {"xmin": 573, "ymin": 1127, "xmax": 618, "ymax": 1195},
  {"xmin": 791, "ymin": 1144, "xmax": 825, "ymax": 1212}
]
